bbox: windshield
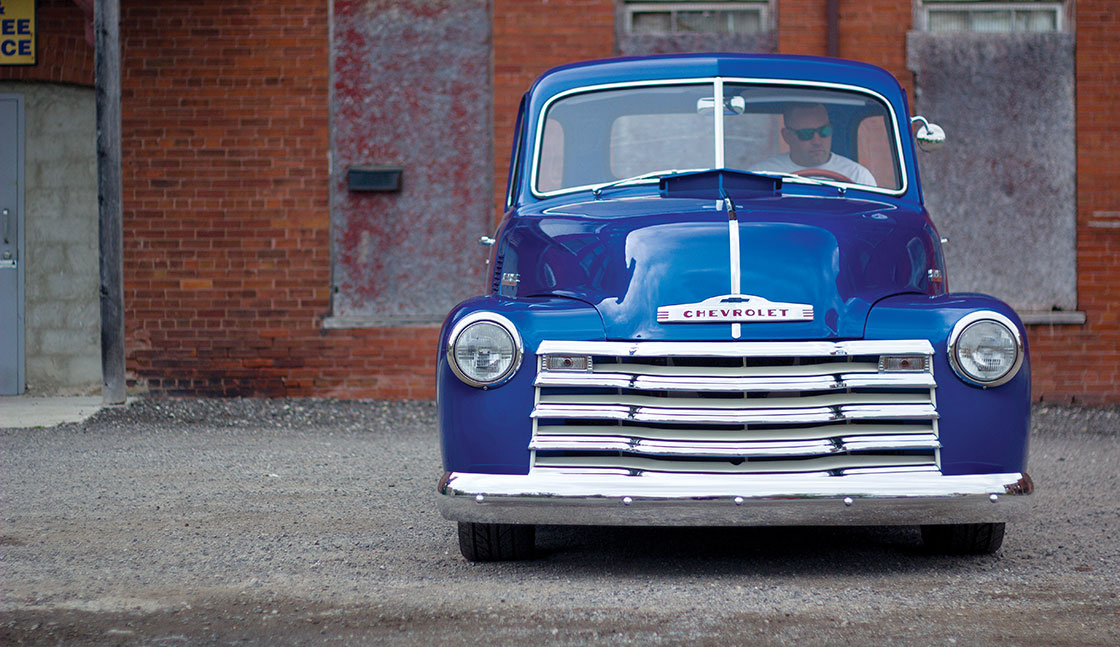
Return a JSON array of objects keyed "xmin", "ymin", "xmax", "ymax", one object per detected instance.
[{"xmin": 534, "ymin": 80, "xmax": 903, "ymax": 195}]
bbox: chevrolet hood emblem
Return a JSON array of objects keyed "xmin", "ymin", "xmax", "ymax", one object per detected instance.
[{"xmin": 658, "ymin": 294, "xmax": 814, "ymax": 324}]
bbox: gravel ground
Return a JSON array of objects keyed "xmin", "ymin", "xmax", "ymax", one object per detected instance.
[{"xmin": 1, "ymin": 399, "xmax": 1118, "ymax": 646}]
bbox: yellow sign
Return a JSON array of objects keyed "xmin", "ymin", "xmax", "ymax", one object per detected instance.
[{"xmin": 0, "ymin": 0, "xmax": 35, "ymax": 66}]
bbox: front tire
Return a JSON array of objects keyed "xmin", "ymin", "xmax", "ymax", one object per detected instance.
[
  {"xmin": 457, "ymin": 522, "xmax": 536, "ymax": 562},
  {"xmin": 921, "ymin": 522, "xmax": 1005, "ymax": 554}
]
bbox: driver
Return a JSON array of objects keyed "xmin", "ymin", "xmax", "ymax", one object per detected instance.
[{"xmin": 750, "ymin": 103, "xmax": 876, "ymax": 186}]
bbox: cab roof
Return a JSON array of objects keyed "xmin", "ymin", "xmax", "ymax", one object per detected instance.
[{"xmin": 528, "ymin": 54, "xmax": 907, "ymax": 105}]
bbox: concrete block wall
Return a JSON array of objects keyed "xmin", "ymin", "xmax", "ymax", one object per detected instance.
[{"xmin": 19, "ymin": 84, "xmax": 100, "ymax": 395}]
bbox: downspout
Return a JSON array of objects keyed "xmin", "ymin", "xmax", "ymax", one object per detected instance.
[
  {"xmin": 95, "ymin": 0, "xmax": 126, "ymax": 404},
  {"xmin": 827, "ymin": 0, "xmax": 839, "ymax": 57}
]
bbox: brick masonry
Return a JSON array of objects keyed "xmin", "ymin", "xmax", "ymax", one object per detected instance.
[
  {"xmin": 7, "ymin": 0, "xmax": 1117, "ymax": 403},
  {"xmin": 1025, "ymin": 0, "xmax": 1120, "ymax": 405},
  {"xmin": 491, "ymin": 0, "xmax": 616, "ymax": 219},
  {"xmin": 114, "ymin": 1, "xmax": 440, "ymax": 398}
]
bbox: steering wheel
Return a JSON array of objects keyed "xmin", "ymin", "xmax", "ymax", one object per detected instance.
[{"xmin": 793, "ymin": 168, "xmax": 852, "ymax": 183}]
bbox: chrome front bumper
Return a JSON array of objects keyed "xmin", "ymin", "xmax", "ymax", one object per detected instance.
[{"xmin": 437, "ymin": 470, "xmax": 1033, "ymax": 527}]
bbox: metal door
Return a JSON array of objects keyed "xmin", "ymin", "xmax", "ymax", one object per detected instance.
[{"xmin": 0, "ymin": 94, "xmax": 24, "ymax": 394}]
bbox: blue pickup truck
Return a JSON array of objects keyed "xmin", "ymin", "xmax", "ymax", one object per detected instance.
[{"xmin": 436, "ymin": 54, "xmax": 1033, "ymax": 561}]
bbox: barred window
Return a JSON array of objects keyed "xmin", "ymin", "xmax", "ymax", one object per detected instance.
[
  {"xmin": 917, "ymin": 2, "xmax": 1066, "ymax": 33},
  {"xmin": 624, "ymin": 2, "xmax": 771, "ymax": 35}
]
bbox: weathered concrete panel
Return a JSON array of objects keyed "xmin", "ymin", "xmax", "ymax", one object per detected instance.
[
  {"xmin": 0, "ymin": 82, "xmax": 100, "ymax": 395},
  {"xmin": 331, "ymin": 0, "xmax": 492, "ymax": 324},
  {"xmin": 907, "ymin": 32, "xmax": 1076, "ymax": 313}
]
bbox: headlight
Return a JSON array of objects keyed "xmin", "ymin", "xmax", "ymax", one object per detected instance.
[
  {"xmin": 447, "ymin": 312, "xmax": 523, "ymax": 388},
  {"xmin": 948, "ymin": 311, "xmax": 1024, "ymax": 387}
]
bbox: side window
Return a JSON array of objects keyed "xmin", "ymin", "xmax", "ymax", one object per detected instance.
[
  {"xmin": 538, "ymin": 119, "xmax": 565, "ymax": 193},
  {"xmin": 506, "ymin": 96, "xmax": 526, "ymax": 210},
  {"xmin": 857, "ymin": 116, "xmax": 898, "ymax": 190}
]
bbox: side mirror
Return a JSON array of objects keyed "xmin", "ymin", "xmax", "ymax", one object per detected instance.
[{"xmin": 911, "ymin": 116, "xmax": 946, "ymax": 153}]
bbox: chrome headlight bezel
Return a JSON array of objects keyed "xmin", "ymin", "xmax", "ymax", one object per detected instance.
[
  {"xmin": 446, "ymin": 312, "xmax": 523, "ymax": 388},
  {"xmin": 947, "ymin": 311, "xmax": 1024, "ymax": 388}
]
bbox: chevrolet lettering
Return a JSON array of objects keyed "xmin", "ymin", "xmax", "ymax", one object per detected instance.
[
  {"xmin": 436, "ymin": 54, "xmax": 1033, "ymax": 561},
  {"xmin": 658, "ymin": 295, "xmax": 814, "ymax": 323}
]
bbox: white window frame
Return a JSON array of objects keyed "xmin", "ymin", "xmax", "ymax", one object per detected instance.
[
  {"xmin": 623, "ymin": 2, "xmax": 772, "ymax": 35},
  {"xmin": 916, "ymin": 2, "xmax": 1066, "ymax": 32}
]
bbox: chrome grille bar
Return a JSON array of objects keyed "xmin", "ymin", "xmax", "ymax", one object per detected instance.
[
  {"xmin": 531, "ymin": 339, "xmax": 940, "ymax": 475},
  {"xmin": 530, "ymin": 436, "xmax": 839, "ymax": 457},
  {"xmin": 532, "ymin": 403, "xmax": 840, "ymax": 425},
  {"xmin": 529, "ymin": 433, "xmax": 939, "ymax": 457},
  {"xmin": 537, "ymin": 391, "xmax": 931, "ymax": 410},
  {"xmin": 537, "ymin": 339, "xmax": 935, "ymax": 358},
  {"xmin": 532, "ymin": 422, "xmax": 937, "ymax": 442},
  {"xmin": 535, "ymin": 371, "xmax": 936, "ymax": 392},
  {"xmin": 532, "ymin": 403, "xmax": 937, "ymax": 424},
  {"xmin": 591, "ymin": 362, "xmax": 882, "ymax": 377},
  {"xmin": 533, "ymin": 453, "xmax": 937, "ymax": 474}
]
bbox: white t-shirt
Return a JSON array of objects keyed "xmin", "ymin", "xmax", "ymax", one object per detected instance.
[{"xmin": 749, "ymin": 153, "xmax": 877, "ymax": 187}]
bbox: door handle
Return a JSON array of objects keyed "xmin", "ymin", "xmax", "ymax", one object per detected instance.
[{"xmin": 1, "ymin": 207, "xmax": 12, "ymax": 265}]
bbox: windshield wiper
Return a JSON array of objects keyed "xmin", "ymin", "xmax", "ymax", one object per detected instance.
[
  {"xmin": 747, "ymin": 170, "xmax": 847, "ymax": 195},
  {"xmin": 591, "ymin": 169, "xmax": 700, "ymax": 199}
]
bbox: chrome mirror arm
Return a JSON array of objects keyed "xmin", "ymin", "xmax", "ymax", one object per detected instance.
[{"xmin": 911, "ymin": 116, "xmax": 946, "ymax": 153}]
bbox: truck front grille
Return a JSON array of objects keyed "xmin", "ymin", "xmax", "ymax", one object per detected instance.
[{"xmin": 531, "ymin": 340, "xmax": 939, "ymax": 476}]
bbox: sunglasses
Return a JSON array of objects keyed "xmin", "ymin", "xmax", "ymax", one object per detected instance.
[{"xmin": 790, "ymin": 124, "xmax": 833, "ymax": 141}]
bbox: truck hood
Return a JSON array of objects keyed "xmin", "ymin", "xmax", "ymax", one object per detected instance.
[{"xmin": 500, "ymin": 194, "xmax": 939, "ymax": 341}]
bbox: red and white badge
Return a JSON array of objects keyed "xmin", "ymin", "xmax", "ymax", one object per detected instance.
[{"xmin": 657, "ymin": 294, "xmax": 814, "ymax": 324}]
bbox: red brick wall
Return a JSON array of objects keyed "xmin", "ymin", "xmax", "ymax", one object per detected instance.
[
  {"xmin": 1027, "ymin": 0, "xmax": 1120, "ymax": 405},
  {"xmin": 836, "ymin": 1, "xmax": 913, "ymax": 98},
  {"xmin": 21, "ymin": 0, "xmax": 1119, "ymax": 403},
  {"xmin": 777, "ymin": 0, "xmax": 828, "ymax": 58},
  {"xmin": 0, "ymin": 0, "xmax": 93, "ymax": 86},
  {"xmin": 491, "ymin": 0, "xmax": 616, "ymax": 221},
  {"xmin": 120, "ymin": 0, "xmax": 436, "ymax": 398},
  {"xmin": 777, "ymin": 0, "xmax": 913, "ymax": 99}
]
